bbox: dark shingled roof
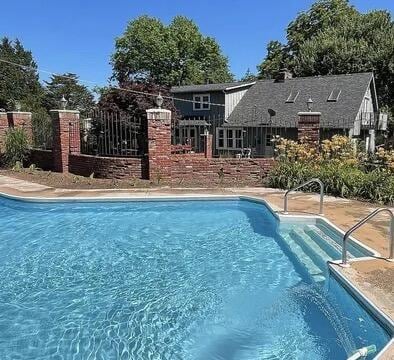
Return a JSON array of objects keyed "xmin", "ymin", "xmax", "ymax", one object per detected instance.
[
  {"xmin": 226, "ymin": 72, "xmax": 374, "ymax": 128},
  {"xmin": 171, "ymin": 81, "xmax": 255, "ymax": 94}
]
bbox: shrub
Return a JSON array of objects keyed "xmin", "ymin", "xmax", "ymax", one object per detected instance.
[
  {"xmin": 321, "ymin": 135, "xmax": 356, "ymax": 161},
  {"xmin": 273, "ymin": 136, "xmax": 320, "ymax": 162},
  {"xmin": 268, "ymin": 134, "xmax": 394, "ymax": 204},
  {"xmin": 268, "ymin": 161, "xmax": 394, "ymax": 205},
  {"xmin": 4, "ymin": 128, "xmax": 30, "ymax": 167}
]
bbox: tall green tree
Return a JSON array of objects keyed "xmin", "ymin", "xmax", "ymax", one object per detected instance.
[
  {"xmin": 112, "ymin": 15, "xmax": 233, "ymax": 86},
  {"xmin": 257, "ymin": 41, "xmax": 288, "ymax": 79},
  {"xmin": 257, "ymin": 0, "xmax": 394, "ymax": 112},
  {"xmin": 0, "ymin": 37, "xmax": 43, "ymax": 111},
  {"xmin": 44, "ymin": 73, "xmax": 95, "ymax": 116},
  {"xmin": 240, "ymin": 68, "xmax": 257, "ymax": 82}
]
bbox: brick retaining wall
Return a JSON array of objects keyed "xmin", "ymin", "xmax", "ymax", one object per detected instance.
[
  {"xmin": 69, "ymin": 154, "xmax": 146, "ymax": 179},
  {"xmin": 65, "ymin": 152, "xmax": 274, "ymax": 185},
  {"xmin": 29, "ymin": 149, "xmax": 54, "ymax": 171},
  {"xmin": 170, "ymin": 156, "xmax": 274, "ymax": 186}
]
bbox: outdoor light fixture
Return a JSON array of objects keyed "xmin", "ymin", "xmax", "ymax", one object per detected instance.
[
  {"xmin": 307, "ymin": 97, "xmax": 313, "ymax": 111},
  {"xmin": 156, "ymin": 92, "xmax": 164, "ymax": 109},
  {"xmin": 60, "ymin": 95, "xmax": 68, "ymax": 110}
]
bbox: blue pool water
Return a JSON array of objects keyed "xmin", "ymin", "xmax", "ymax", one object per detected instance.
[{"xmin": 0, "ymin": 198, "xmax": 390, "ymax": 359}]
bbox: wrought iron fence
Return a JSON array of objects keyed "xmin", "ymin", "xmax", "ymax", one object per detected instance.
[
  {"xmin": 80, "ymin": 110, "xmax": 146, "ymax": 157},
  {"xmin": 32, "ymin": 113, "xmax": 52, "ymax": 149},
  {"xmin": 171, "ymin": 112, "xmax": 391, "ymax": 158}
]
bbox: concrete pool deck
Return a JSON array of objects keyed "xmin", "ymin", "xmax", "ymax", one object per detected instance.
[{"xmin": 0, "ymin": 174, "xmax": 393, "ymax": 358}]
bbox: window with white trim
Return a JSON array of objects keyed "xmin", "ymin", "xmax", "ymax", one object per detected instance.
[
  {"xmin": 216, "ymin": 127, "xmax": 243, "ymax": 150},
  {"xmin": 193, "ymin": 94, "xmax": 210, "ymax": 110}
]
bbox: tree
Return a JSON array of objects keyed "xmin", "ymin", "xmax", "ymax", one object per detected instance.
[
  {"xmin": 44, "ymin": 73, "xmax": 95, "ymax": 116},
  {"xmin": 286, "ymin": 0, "xmax": 358, "ymax": 54},
  {"xmin": 293, "ymin": 10, "xmax": 394, "ymax": 112},
  {"xmin": 241, "ymin": 68, "xmax": 257, "ymax": 82},
  {"xmin": 257, "ymin": 0, "xmax": 394, "ymax": 113},
  {"xmin": 112, "ymin": 15, "xmax": 233, "ymax": 86},
  {"xmin": 0, "ymin": 37, "xmax": 43, "ymax": 111},
  {"xmin": 97, "ymin": 82, "xmax": 178, "ymax": 119},
  {"xmin": 257, "ymin": 41, "xmax": 288, "ymax": 79}
]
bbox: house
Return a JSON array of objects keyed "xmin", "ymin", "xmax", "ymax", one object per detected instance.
[
  {"xmin": 171, "ymin": 81, "xmax": 256, "ymax": 119},
  {"xmin": 170, "ymin": 81, "xmax": 255, "ymax": 152},
  {"xmin": 172, "ymin": 72, "xmax": 386, "ymax": 157}
]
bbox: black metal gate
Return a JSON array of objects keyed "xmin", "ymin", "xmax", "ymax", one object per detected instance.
[{"xmin": 80, "ymin": 110, "xmax": 146, "ymax": 157}]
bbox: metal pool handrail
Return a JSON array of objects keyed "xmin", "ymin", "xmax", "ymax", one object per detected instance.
[
  {"xmin": 341, "ymin": 208, "xmax": 394, "ymax": 266},
  {"xmin": 283, "ymin": 178, "xmax": 324, "ymax": 215}
]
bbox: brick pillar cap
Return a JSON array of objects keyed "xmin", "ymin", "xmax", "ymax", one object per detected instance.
[
  {"xmin": 298, "ymin": 112, "xmax": 321, "ymax": 116},
  {"xmin": 6, "ymin": 111, "xmax": 32, "ymax": 115},
  {"xmin": 146, "ymin": 108, "xmax": 171, "ymax": 114},
  {"xmin": 50, "ymin": 109, "xmax": 80, "ymax": 114}
]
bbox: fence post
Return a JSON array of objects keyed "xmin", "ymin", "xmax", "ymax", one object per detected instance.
[
  {"xmin": 0, "ymin": 112, "xmax": 7, "ymax": 153},
  {"xmin": 50, "ymin": 109, "xmax": 80, "ymax": 173},
  {"xmin": 204, "ymin": 133, "xmax": 213, "ymax": 159},
  {"xmin": 297, "ymin": 112, "xmax": 321, "ymax": 147},
  {"xmin": 146, "ymin": 108, "xmax": 172, "ymax": 182},
  {"xmin": 6, "ymin": 111, "xmax": 33, "ymax": 144}
]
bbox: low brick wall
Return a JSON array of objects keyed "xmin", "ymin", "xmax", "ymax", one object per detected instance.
[
  {"xmin": 170, "ymin": 156, "xmax": 274, "ymax": 186},
  {"xmin": 69, "ymin": 154, "xmax": 146, "ymax": 179},
  {"xmin": 27, "ymin": 150, "xmax": 274, "ymax": 185},
  {"xmin": 29, "ymin": 149, "xmax": 54, "ymax": 170}
]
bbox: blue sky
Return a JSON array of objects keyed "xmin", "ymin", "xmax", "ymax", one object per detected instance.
[{"xmin": 1, "ymin": 0, "xmax": 393, "ymax": 88}]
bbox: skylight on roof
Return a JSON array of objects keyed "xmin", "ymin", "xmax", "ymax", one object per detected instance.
[
  {"xmin": 285, "ymin": 91, "xmax": 299, "ymax": 103},
  {"xmin": 327, "ymin": 89, "xmax": 341, "ymax": 102}
]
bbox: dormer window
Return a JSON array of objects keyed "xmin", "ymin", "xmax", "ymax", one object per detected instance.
[
  {"xmin": 327, "ymin": 89, "xmax": 341, "ymax": 102},
  {"xmin": 193, "ymin": 94, "xmax": 210, "ymax": 110},
  {"xmin": 285, "ymin": 91, "xmax": 299, "ymax": 103}
]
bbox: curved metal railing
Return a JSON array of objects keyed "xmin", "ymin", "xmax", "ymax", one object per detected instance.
[
  {"xmin": 342, "ymin": 208, "xmax": 394, "ymax": 266},
  {"xmin": 283, "ymin": 178, "xmax": 324, "ymax": 215}
]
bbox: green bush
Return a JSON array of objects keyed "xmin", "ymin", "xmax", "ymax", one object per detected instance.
[
  {"xmin": 268, "ymin": 160, "xmax": 394, "ymax": 205},
  {"xmin": 4, "ymin": 128, "xmax": 30, "ymax": 167}
]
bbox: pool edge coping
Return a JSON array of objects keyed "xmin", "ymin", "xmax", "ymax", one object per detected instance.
[{"xmin": 0, "ymin": 191, "xmax": 393, "ymax": 359}]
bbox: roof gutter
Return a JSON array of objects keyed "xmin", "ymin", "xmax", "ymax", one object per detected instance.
[{"xmin": 223, "ymin": 82, "xmax": 256, "ymax": 92}]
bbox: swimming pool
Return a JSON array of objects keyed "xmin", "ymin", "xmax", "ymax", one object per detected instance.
[{"xmin": 0, "ymin": 196, "xmax": 391, "ymax": 359}]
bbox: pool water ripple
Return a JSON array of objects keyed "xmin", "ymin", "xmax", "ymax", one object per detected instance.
[{"xmin": 0, "ymin": 199, "xmax": 389, "ymax": 359}]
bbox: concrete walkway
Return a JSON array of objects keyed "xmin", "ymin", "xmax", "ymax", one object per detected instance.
[{"xmin": 0, "ymin": 174, "xmax": 392, "ymax": 358}]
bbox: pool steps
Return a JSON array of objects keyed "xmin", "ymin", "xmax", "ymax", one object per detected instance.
[
  {"xmin": 279, "ymin": 230, "xmax": 326, "ymax": 283},
  {"xmin": 279, "ymin": 224, "xmax": 360, "ymax": 284},
  {"xmin": 290, "ymin": 228, "xmax": 332, "ymax": 270},
  {"xmin": 313, "ymin": 223, "xmax": 366, "ymax": 258}
]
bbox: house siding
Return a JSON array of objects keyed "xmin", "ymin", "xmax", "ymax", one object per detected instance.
[
  {"xmin": 356, "ymin": 86, "xmax": 376, "ymax": 123},
  {"xmin": 225, "ymin": 88, "xmax": 249, "ymax": 120},
  {"xmin": 173, "ymin": 91, "xmax": 225, "ymax": 118}
]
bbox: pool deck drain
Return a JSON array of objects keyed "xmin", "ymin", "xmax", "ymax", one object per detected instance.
[{"xmin": 0, "ymin": 174, "xmax": 393, "ymax": 358}]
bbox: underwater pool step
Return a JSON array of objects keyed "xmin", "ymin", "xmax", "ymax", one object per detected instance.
[
  {"xmin": 305, "ymin": 225, "xmax": 355, "ymax": 260},
  {"xmin": 289, "ymin": 227, "xmax": 334, "ymax": 269},
  {"xmin": 279, "ymin": 231, "xmax": 326, "ymax": 283},
  {"xmin": 306, "ymin": 225, "xmax": 343, "ymax": 252}
]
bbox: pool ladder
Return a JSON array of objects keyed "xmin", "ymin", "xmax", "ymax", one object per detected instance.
[
  {"xmin": 341, "ymin": 208, "xmax": 394, "ymax": 266},
  {"xmin": 283, "ymin": 178, "xmax": 324, "ymax": 215}
]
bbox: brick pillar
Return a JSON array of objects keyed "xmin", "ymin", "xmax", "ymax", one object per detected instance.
[
  {"xmin": 0, "ymin": 112, "xmax": 7, "ymax": 153},
  {"xmin": 204, "ymin": 133, "xmax": 213, "ymax": 159},
  {"xmin": 297, "ymin": 112, "xmax": 321, "ymax": 147},
  {"xmin": 7, "ymin": 111, "xmax": 33, "ymax": 144},
  {"xmin": 146, "ymin": 108, "xmax": 172, "ymax": 181},
  {"xmin": 50, "ymin": 110, "xmax": 80, "ymax": 173}
]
